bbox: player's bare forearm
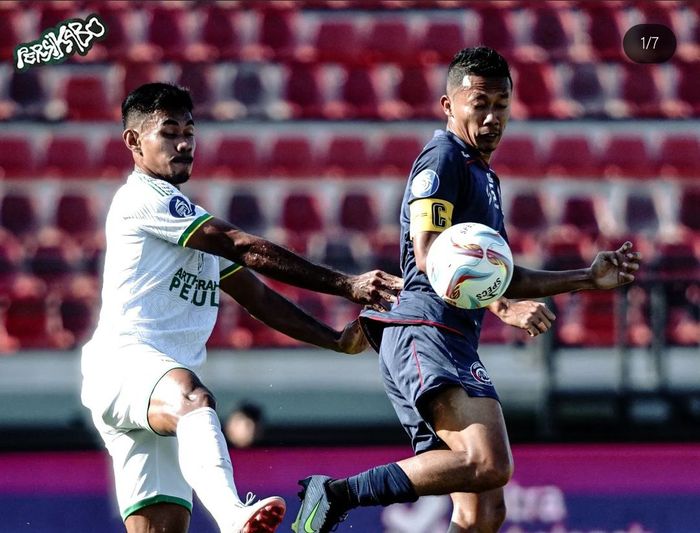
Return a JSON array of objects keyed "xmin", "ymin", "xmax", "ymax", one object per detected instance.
[
  {"xmin": 187, "ymin": 218, "xmax": 401, "ymax": 310},
  {"xmin": 221, "ymin": 269, "xmax": 344, "ymax": 351},
  {"xmin": 503, "ymin": 265, "xmax": 595, "ymax": 299},
  {"xmin": 188, "ymin": 218, "xmax": 350, "ymax": 295},
  {"xmin": 505, "ymin": 242, "xmax": 641, "ymax": 298}
]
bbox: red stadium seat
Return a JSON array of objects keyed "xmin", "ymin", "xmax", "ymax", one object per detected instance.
[
  {"xmin": 583, "ymin": 2, "xmax": 624, "ymax": 60},
  {"xmin": 59, "ymin": 275, "xmax": 98, "ymax": 346},
  {"xmin": 370, "ymin": 228, "xmax": 401, "ymax": 276},
  {"xmin": 99, "ymin": 136, "xmax": 134, "ymax": 178},
  {"xmin": 4, "ymin": 275, "xmax": 74, "ymax": 350},
  {"xmin": 678, "ymin": 188, "xmax": 700, "ymax": 232},
  {"xmin": 0, "ymin": 192, "xmax": 38, "ymax": 237},
  {"xmin": 226, "ymin": 190, "xmax": 266, "ymax": 233},
  {"xmin": 0, "ymin": 137, "xmax": 35, "ymax": 178},
  {"xmin": 312, "ymin": 20, "xmax": 360, "ymax": 64},
  {"xmin": 565, "ymin": 63, "xmax": 607, "ymax": 118},
  {"xmin": 258, "ymin": 8, "xmax": 297, "ymax": 61},
  {"xmin": 0, "ymin": 10, "xmax": 21, "ymax": 62},
  {"xmin": 478, "ymin": 311, "xmax": 510, "ymax": 344},
  {"xmin": 0, "ymin": 230, "xmax": 23, "ymax": 293},
  {"xmin": 177, "ymin": 62, "xmax": 215, "ymax": 118},
  {"xmin": 362, "ymin": 19, "xmax": 414, "ymax": 64},
  {"xmin": 623, "ymin": 194, "xmax": 659, "ymax": 235},
  {"xmin": 281, "ymin": 192, "xmax": 324, "ymax": 234},
  {"xmin": 317, "ymin": 236, "xmax": 362, "ymax": 273},
  {"xmin": 230, "ymin": 66, "xmax": 266, "ymax": 119},
  {"xmin": 417, "ymin": 21, "xmax": 466, "ymax": 65},
  {"xmin": 530, "ymin": 4, "xmax": 570, "ymax": 60},
  {"xmin": 557, "ymin": 291, "xmax": 618, "ymax": 347},
  {"xmin": 8, "ymin": 69, "xmax": 49, "ymax": 120},
  {"xmin": 44, "ymin": 136, "xmax": 95, "ymax": 178},
  {"xmin": 199, "ymin": 4, "xmax": 240, "ymax": 60},
  {"xmin": 38, "ymin": 3, "xmax": 74, "ymax": 30},
  {"xmin": 339, "ymin": 193, "xmax": 379, "ymax": 233},
  {"xmin": 26, "ymin": 228, "xmax": 83, "ymax": 289},
  {"xmin": 283, "ymin": 63, "xmax": 325, "ymax": 119},
  {"xmin": 676, "ymin": 61, "xmax": 700, "ymax": 116},
  {"xmin": 560, "ymin": 196, "xmax": 600, "ymax": 238},
  {"xmin": 510, "ymin": 62, "xmax": 557, "ymax": 119},
  {"xmin": 336, "ymin": 66, "xmax": 380, "ymax": 119},
  {"xmin": 266, "ymin": 136, "xmax": 316, "ymax": 177},
  {"xmin": 491, "ymin": 135, "xmax": 542, "ymax": 177},
  {"xmin": 658, "ymin": 135, "xmax": 700, "ymax": 178},
  {"xmin": 64, "ymin": 75, "xmax": 113, "ymax": 121},
  {"xmin": 145, "ymin": 6, "xmax": 187, "ymax": 61},
  {"xmin": 619, "ymin": 64, "xmax": 663, "ymax": 118},
  {"xmin": 542, "ymin": 228, "xmax": 589, "ymax": 271},
  {"xmin": 545, "ymin": 135, "xmax": 600, "ymax": 177},
  {"xmin": 91, "ymin": 5, "xmax": 130, "ymax": 60},
  {"xmin": 322, "ymin": 136, "xmax": 372, "ymax": 176},
  {"xmin": 396, "ymin": 67, "xmax": 438, "ymax": 119},
  {"xmin": 476, "ymin": 6, "xmax": 515, "ymax": 56},
  {"xmin": 119, "ymin": 62, "xmax": 161, "ymax": 100},
  {"xmin": 210, "ymin": 137, "xmax": 260, "ymax": 178},
  {"xmin": 55, "ymin": 193, "xmax": 99, "ymax": 241},
  {"xmin": 600, "ymin": 135, "xmax": 654, "ymax": 178},
  {"xmin": 508, "ymin": 192, "xmax": 547, "ymax": 233},
  {"xmin": 376, "ymin": 134, "xmax": 423, "ymax": 177}
]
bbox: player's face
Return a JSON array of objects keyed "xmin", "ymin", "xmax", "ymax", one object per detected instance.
[
  {"xmin": 443, "ymin": 75, "xmax": 511, "ymax": 161},
  {"xmin": 137, "ymin": 109, "xmax": 196, "ymax": 185}
]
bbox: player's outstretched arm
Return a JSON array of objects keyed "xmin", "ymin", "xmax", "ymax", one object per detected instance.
[
  {"xmin": 186, "ymin": 217, "xmax": 402, "ymax": 311},
  {"xmin": 488, "ymin": 298, "xmax": 556, "ymax": 337},
  {"xmin": 504, "ymin": 241, "xmax": 642, "ymax": 299},
  {"xmin": 220, "ymin": 269, "xmax": 368, "ymax": 354}
]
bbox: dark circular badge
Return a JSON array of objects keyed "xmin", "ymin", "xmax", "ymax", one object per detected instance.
[{"xmin": 623, "ymin": 24, "xmax": 676, "ymax": 63}]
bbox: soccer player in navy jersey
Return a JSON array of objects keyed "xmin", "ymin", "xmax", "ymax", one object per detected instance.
[{"xmin": 293, "ymin": 47, "xmax": 641, "ymax": 533}]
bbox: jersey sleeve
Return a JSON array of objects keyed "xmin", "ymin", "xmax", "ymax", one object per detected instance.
[
  {"xmin": 219, "ymin": 256, "xmax": 243, "ymax": 281},
  {"xmin": 407, "ymin": 142, "xmax": 462, "ymax": 237},
  {"xmin": 133, "ymin": 189, "xmax": 213, "ymax": 246}
]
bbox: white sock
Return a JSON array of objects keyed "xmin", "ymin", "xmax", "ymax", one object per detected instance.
[{"xmin": 177, "ymin": 407, "xmax": 242, "ymax": 531}]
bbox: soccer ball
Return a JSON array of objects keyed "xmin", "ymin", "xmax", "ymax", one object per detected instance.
[{"xmin": 426, "ymin": 222, "xmax": 514, "ymax": 309}]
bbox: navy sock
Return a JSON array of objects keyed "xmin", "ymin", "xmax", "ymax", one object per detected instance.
[{"xmin": 335, "ymin": 463, "xmax": 418, "ymax": 508}]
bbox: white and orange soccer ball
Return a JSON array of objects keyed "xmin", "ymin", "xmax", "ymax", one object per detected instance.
[{"xmin": 426, "ymin": 222, "xmax": 514, "ymax": 309}]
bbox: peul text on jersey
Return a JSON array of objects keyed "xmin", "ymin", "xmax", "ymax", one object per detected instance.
[{"xmin": 169, "ymin": 268, "xmax": 220, "ymax": 307}]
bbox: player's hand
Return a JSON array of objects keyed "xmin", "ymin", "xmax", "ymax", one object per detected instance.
[
  {"xmin": 590, "ymin": 241, "xmax": 641, "ymax": 290},
  {"xmin": 348, "ymin": 270, "xmax": 403, "ymax": 311},
  {"xmin": 490, "ymin": 299, "xmax": 556, "ymax": 337},
  {"xmin": 335, "ymin": 319, "xmax": 369, "ymax": 354}
]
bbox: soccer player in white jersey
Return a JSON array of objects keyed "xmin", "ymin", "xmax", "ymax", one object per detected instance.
[{"xmin": 80, "ymin": 83, "xmax": 402, "ymax": 533}]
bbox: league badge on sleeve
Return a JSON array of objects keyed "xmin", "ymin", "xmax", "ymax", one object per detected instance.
[
  {"xmin": 411, "ymin": 169, "xmax": 440, "ymax": 198},
  {"xmin": 169, "ymin": 196, "xmax": 196, "ymax": 218}
]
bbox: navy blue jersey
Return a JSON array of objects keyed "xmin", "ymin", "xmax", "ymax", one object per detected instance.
[{"xmin": 361, "ymin": 129, "xmax": 508, "ymax": 350}]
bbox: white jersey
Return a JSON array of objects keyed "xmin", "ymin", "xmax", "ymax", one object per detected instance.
[{"xmin": 89, "ymin": 170, "xmax": 241, "ymax": 367}]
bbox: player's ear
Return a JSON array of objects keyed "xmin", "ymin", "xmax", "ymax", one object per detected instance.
[
  {"xmin": 124, "ymin": 129, "xmax": 142, "ymax": 155},
  {"xmin": 440, "ymin": 95, "xmax": 453, "ymax": 119}
]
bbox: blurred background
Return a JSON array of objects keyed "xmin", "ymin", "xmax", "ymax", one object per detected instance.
[{"xmin": 0, "ymin": 0, "xmax": 698, "ymax": 531}]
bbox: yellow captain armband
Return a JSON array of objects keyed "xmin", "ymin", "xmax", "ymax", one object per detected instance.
[{"xmin": 409, "ymin": 198, "xmax": 454, "ymax": 237}]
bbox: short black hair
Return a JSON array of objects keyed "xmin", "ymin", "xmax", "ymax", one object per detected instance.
[
  {"xmin": 121, "ymin": 82, "xmax": 193, "ymax": 128},
  {"xmin": 234, "ymin": 402, "xmax": 264, "ymax": 423},
  {"xmin": 446, "ymin": 46, "xmax": 512, "ymax": 90}
]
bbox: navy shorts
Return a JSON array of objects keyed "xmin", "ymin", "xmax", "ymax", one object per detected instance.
[{"xmin": 378, "ymin": 324, "xmax": 499, "ymax": 453}]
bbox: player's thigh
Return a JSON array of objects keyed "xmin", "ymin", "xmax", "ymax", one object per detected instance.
[
  {"xmin": 125, "ymin": 502, "xmax": 190, "ymax": 533},
  {"xmin": 449, "ymin": 488, "xmax": 506, "ymax": 531},
  {"xmin": 427, "ymin": 386, "xmax": 513, "ymax": 475}
]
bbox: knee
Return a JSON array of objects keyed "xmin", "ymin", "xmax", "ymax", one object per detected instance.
[
  {"xmin": 456, "ymin": 449, "xmax": 513, "ymax": 491},
  {"xmin": 184, "ymin": 387, "xmax": 216, "ymax": 411}
]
